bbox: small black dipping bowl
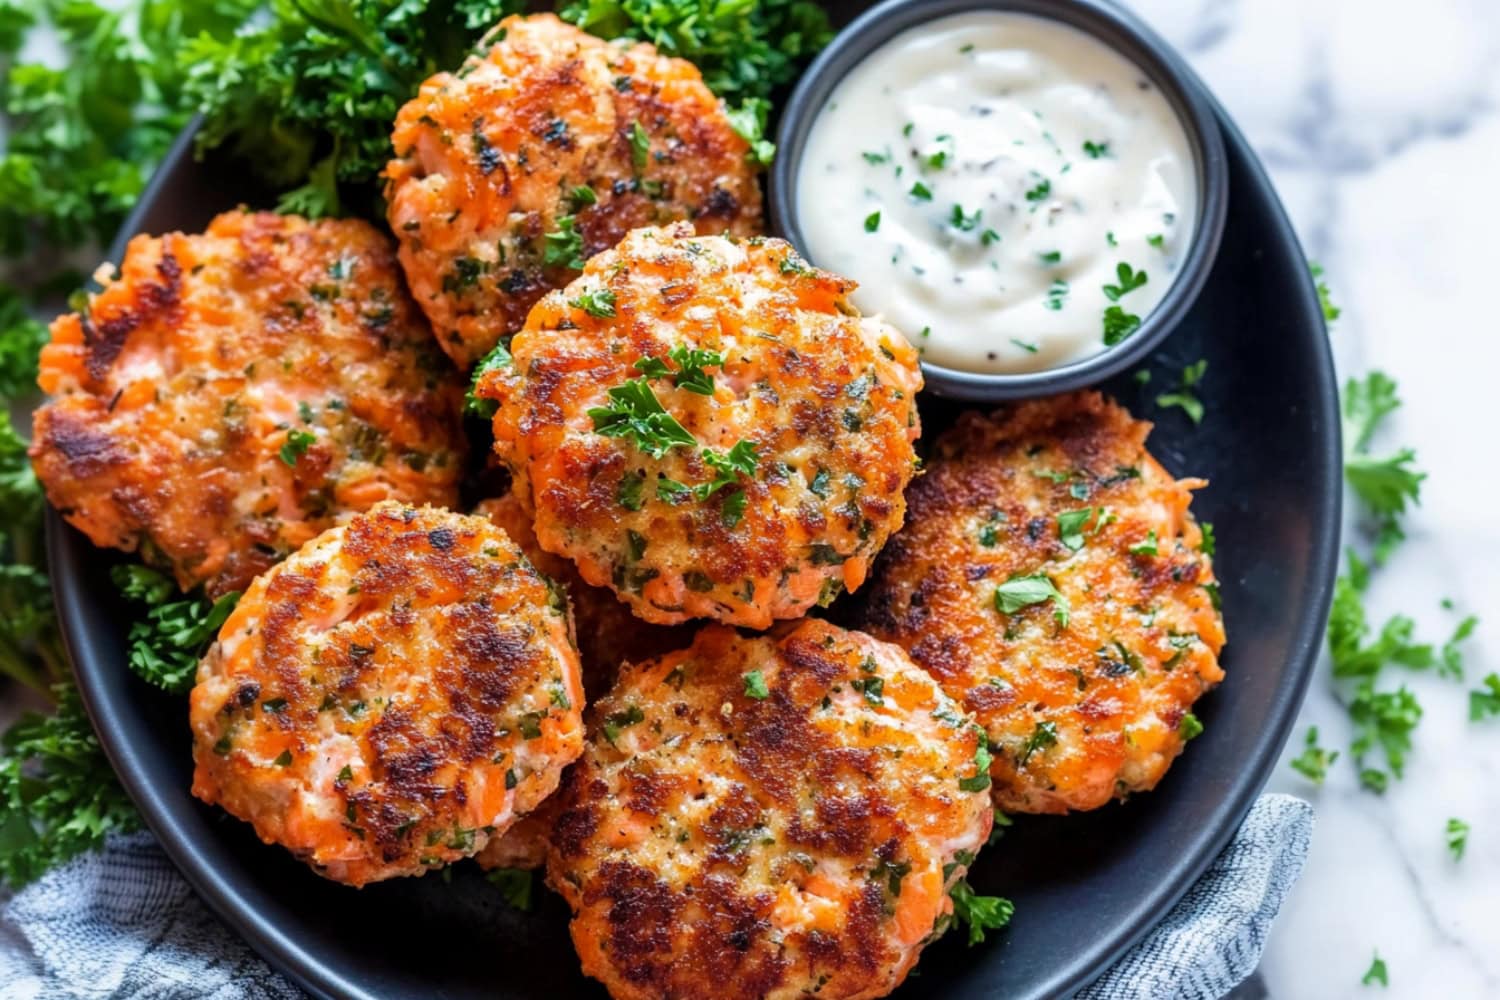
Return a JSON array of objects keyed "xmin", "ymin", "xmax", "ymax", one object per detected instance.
[{"xmin": 770, "ymin": 0, "xmax": 1230, "ymax": 400}]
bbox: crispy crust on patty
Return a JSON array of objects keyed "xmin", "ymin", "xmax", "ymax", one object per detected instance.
[
  {"xmin": 476, "ymin": 223, "xmax": 923, "ymax": 628},
  {"xmin": 851, "ymin": 392, "xmax": 1226, "ymax": 814},
  {"xmin": 189, "ymin": 503, "xmax": 585, "ymax": 886},
  {"xmin": 474, "ymin": 494, "xmax": 692, "ymax": 697},
  {"xmin": 546, "ymin": 620, "xmax": 992, "ymax": 1000},
  {"xmin": 386, "ymin": 13, "xmax": 763, "ymax": 368},
  {"xmin": 30, "ymin": 211, "xmax": 465, "ymax": 599}
]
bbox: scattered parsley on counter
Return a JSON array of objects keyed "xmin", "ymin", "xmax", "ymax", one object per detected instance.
[
  {"xmin": 1362, "ymin": 952, "xmax": 1389, "ymax": 988},
  {"xmin": 1469, "ymin": 673, "xmax": 1500, "ymax": 722},
  {"xmin": 1342, "ymin": 371, "xmax": 1425, "ymax": 564},
  {"xmin": 1289, "ymin": 726, "xmax": 1338, "ymax": 785},
  {"xmin": 1445, "ymin": 817, "xmax": 1469, "ymax": 861},
  {"xmin": 1311, "ymin": 261, "xmax": 1341, "ymax": 324}
]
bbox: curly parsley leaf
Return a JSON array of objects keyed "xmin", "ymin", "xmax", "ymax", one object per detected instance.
[
  {"xmin": 588, "ymin": 378, "xmax": 697, "ymax": 458},
  {"xmin": 558, "ymin": 0, "xmax": 831, "ymax": 105},
  {"xmin": 1348, "ymin": 681, "xmax": 1421, "ymax": 789},
  {"xmin": 0, "ymin": 684, "xmax": 140, "ymax": 888},
  {"xmin": 1310, "ymin": 261, "xmax": 1340, "ymax": 324},
  {"xmin": 723, "ymin": 96, "xmax": 775, "ymax": 167},
  {"xmin": 0, "ymin": 413, "xmax": 42, "ymax": 553},
  {"xmin": 542, "ymin": 214, "xmax": 586, "ymax": 270},
  {"xmin": 111, "ymin": 565, "xmax": 239, "ymax": 694},
  {"xmin": 1342, "ymin": 372, "xmax": 1425, "ymax": 564},
  {"xmin": 947, "ymin": 877, "xmax": 1014, "ymax": 946},
  {"xmin": 0, "ymin": 283, "xmax": 47, "ymax": 399}
]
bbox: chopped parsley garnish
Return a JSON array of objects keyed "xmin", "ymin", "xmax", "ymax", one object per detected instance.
[
  {"xmin": 1199, "ymin": 522, "xmax": 1216, "ymax": 557},
  {"xmin": 1056, "ymin": 508, "xmax": 1093, "ymax": 553},
  {"xmin": 950, "ymin": 204, "xmax": 981, "ymax": 231},
  {"xmin": 273, "ymin": 750, "xmax": 293, "ymax": 767},
  {"xmin": 486, "ymin": 868, "xmax": 534, "ymax": 910},
  {"xmin": 657, "ymin": 477, "xmax": 693, "ymax": 504},
  {"xmin": 948, "ymin": 878, "xmax": 1014, "ymax": 946},
  {"xmin": 569, "ymin": 288, "xmax": 617, "ymax": 318},
  {"xmin": 630, "ymin": 121, "xmax": 651, "ymax": 171},
  {"xmin": 1082, "ymin": 140, "xmax": 1110, "ymax": 158},
  {"xmin": 1147, "ymin": 233, "xmax": 1165, "ymax": 250},
  {"xmin": 852, "ymin": 675, "xmax": 884, "ymax": 707},
  {"xmin": 587, "ymin": 379, "xmax": 696, "ymax": 458},
  {"xmin": 1102, "ymin": 305, "xmax": 1141, "ymax": 345},
  {"xmin": 1011, "ymin": 338, "xmax": 1038, "ymax": 353},
  {"xmin": 636, "ymin": 344, "xmax": 725, "ymax": 396},
  {"xmin": 1445, "ymin": 817, "xmax": 1470, "ymax": 861},
  {"xmin": 617, "ymin": 470, "xmax": 645, "ymax": 511},
  {"xmin": 958, "ymin": 728, "xmax": 992, "ymax": 792},
  {"xmin": 1178, "ymin": 713, "xmax": 1204, "ymax": 740},
  {"xmin": 1045, "ymin": 280, "xmax": 1068, "ymax": 311},
  {"xmin": 543, "ymin": 214, "xmax": 586, "ymax": 270},
  {"xmin": 1039, "ymin": 250, "xmax": 1062, "ymax": 265},
  {"xmin": 862, "ymin": 150, "xmax": 889, "ymax": 165},
  {"xmin": 994, "ymin": 574, "xmax": 1070, "ymax": 628},
  {"xmin": 1018, "ymin": 720, "xmax": 1058, "ymax": 766},
  {"xmin": 909, "ymin": 181, "xmax": 933, "ymax": 201},
  {"xmin": 1362, "ymin": 952, "xmax": 1388, "ymax": 988},
  {"xmin": 1023, "ymin": 178, "xmax": 1051, "ymax": 203},
  {"xmin": 698, "ymin": 440, "xmax": 758, "ymax": 498},
  {"xmin": 864, "ymin": 211, "xmax": 881, "ymax": 233},
  {"xmin": 602, "ymin": 704, "xmax": 645, "ymax": 746},
  {"xmin": 1349, "ymin": 681, "xmax": 1421, "ymax": 789},
  {"xmin": 465, "ymin": 339, "xmax": 512, "ymax": 419},
  {"xmin": 1128, "ymin": 531, "xmax": 1159, "ymax": 556},
  {"xmin": 743, "ymin": 670, "xmax": 770, "ymax": 700},
  {"xmin": 723, "ymin": 97, "xmax": 776, "ymax": 166},
  {"xmin": 1470, "ymin": 673, "xmax": 1500, "ymax": 721},
  {"xmin": 1289, "ymin": 726, "xmax": 1338, "ymax": 785},
  {"xmin": 1102, "ymin": 261, "xmax": 1148, "ymax": 301},
  {"xmin": 1156, "ymin": 359, "xmax": 1207, "ymax": 424},
  {"xmin": 981, "ymin": 229, "xmax": 1001, "ymax": 247},
  {"xmin": 279, "ymin": 429, "xmax": 315, "ymax": 466},
  {"xmin": 570, "ymin": 184, "xmax": 597, "ymax": 208}
]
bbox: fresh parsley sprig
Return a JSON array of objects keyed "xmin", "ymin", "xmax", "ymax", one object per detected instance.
[
  {"xmin": 588, "ymin": 378, "xmax": 697, "ymax": 458},
  {"xmin": 112, "ymin": 565, "xmax": 240, "ymax": 694}
]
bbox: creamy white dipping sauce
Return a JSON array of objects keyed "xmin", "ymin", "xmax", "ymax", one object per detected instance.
[{"xmin": 796, "ymin": 11, "xmax": 1198, "ymax": 374}]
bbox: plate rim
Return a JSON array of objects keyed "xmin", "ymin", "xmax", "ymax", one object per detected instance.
[{"xmin": 50, "ymin": 73, "xmax": 1342, "ymax": 1000}]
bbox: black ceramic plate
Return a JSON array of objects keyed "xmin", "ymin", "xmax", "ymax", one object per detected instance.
[{"xmin": 51, "ymin": 5, "xmax": 1340, "ymax": 998}]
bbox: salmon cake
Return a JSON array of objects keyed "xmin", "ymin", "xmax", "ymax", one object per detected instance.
[
  {"xmin": 473, "ymin": 494, "xmax": 691, "ymax": 696},
  {"xmin": 30, "ymin": 211, "xmax": 465, "ymax": 600},
  {"xmin": 547, "ymin": 620, "xmax": 994, "ymax": 1000},
  {"xmin": 851, "ymin": 392, "xmax": 1226, "ymax": 814},
  {"xmin": 190, "ymin": 503, "xmax": 586, "ymax": 886},
  {"xmin": 386, "ymin": 13, "xmax": 763, "ymax": 368},
  {"xmin": 475, "ymin": 223, "xmax": 923, "ymax": 628}
]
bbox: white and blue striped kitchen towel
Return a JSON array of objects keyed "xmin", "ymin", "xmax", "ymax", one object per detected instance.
[{"xmin": 0, "ymin": 793, "xmax": 1311, "ymax": 1000}]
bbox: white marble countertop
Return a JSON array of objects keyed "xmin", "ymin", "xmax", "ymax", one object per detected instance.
[
  {"xmin": 4, "ymin": 1, "xmax": 1497, "ymax": 997},
  {"xmin": 1126, "ymin": 0, "xmax": 1500, "ymax": 996}
]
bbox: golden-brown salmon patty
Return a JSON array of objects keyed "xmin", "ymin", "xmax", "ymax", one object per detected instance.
[
  {"xmin": 475, "ymin": 224, "xmax": 923, "ymax": 628},
  {"xmin": 547, "ymin": 620, "xmax": 993, "ymax": 1000},
  {"xmin": 190, "ymin": 503, "xmax": 585, "ymax": 886},
  {"xmin": 30, "ymin": 211, "xmax": 465, "ymax": 599},
  {"xmin": 386, "ymin": 13, "xmax": 763, "ymax": 368},
  {"xmin": 852, "ymin": 392, "xmax": 1226, "ymax": 814},
  {"xmin": 473, "ymin": 494, "xmax": 692, "ymax": 697}
]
